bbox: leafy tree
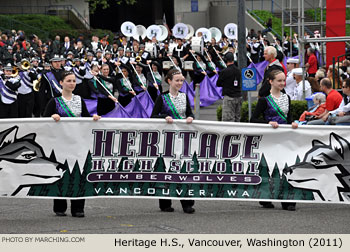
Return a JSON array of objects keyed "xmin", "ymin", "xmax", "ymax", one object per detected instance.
[{"xmin": 88, "ymin": 0, "xmax": 137, "ymax": 13}]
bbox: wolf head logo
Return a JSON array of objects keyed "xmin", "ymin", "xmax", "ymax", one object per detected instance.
[
  {"xmin": 0, "ymin": 126, "xmax": 65, "ymax": 196},
  {"xmin": 283, "ymin": 133, "xmax": 350, "ymax": 202}
]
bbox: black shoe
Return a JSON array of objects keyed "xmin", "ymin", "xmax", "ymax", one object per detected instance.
[
  {"xmin": 183, "ymin": 207, "xmax": 195, "ymax": 214},
  {"xmin": 261, "ymin": 203, "xmax": 274, "ymax": 209},
  {"xmin": 55, "ymin": 212, "xmax": 67, "ymax": 217},
  {"xmin": 283, "ymin": 205, "xmax": 296, "ymax": 211},
  {"xmin": 72, "ymin": 212, "xmax": 85, "ymax": 217},
  {"xmin": 160, "ymin": 207, "xmax": 174, "ymax": 212}
]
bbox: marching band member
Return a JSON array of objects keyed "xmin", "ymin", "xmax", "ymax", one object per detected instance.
[
  {"xmin": 71, "ymin": 58, "xmax": 89, "ymax": 99},
  {"xmin": 146, "ymin": 61, "xmax": 163, "ymax": 102},
  {"xmin": 0, "ymin": 63, "xmax": 21, "ymax": 118},
  {"xmin": 131, "ymin": 61, "xmax": 148, "ymax": 94},
  {"xmin": 17, "ymin": 59, "xmax": 36, "ymax": 117},
  {"xmin": 115, "ymin": 63, "xmax": 136, "ymax": 107},
  {"xmin": 192, "ymin": 51, "xmax": 207, "ymax": 87},
  {"xmin": 43, "ymin": 70, "xmax": 101, "ymax": 218},
  {"xmin": 88, "ymin": 63, "xmax": 118, "ymax": 116},
  {"xmin": 39, "ymin": 54, "xmax": 64, "ymax": 116},
  {"xmin": 151, "ymin": 68, "xmax": 195, "ymax": 214}
]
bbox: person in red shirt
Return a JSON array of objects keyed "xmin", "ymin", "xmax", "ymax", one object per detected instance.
[
  {"xmin": 307, "ymin": 78, "xmax": 343, "ymax": 125},
  {"xmin": 305, "ymin": 47, "xmax": 318, "ymax": 77}
]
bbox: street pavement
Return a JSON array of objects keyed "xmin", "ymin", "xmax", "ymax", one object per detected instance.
[{"xmin": 1, "ymin": 100, "xmax": 350, "ymax": 234}]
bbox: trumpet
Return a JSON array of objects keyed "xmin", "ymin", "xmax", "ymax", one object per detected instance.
[
  {"xmin": 33, "ymin": 75, "xmax": 42, "ymax": 92},
  {"xmin": 135, "ymin": 56, "xmax": 141, "ymax": 62}
]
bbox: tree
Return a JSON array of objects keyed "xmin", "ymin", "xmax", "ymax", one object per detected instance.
[{"xmin": 88, "ymin": 0, "xmax": 137, "ymax": 13}]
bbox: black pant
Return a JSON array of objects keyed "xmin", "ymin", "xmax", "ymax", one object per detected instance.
[
  {"xmin": 18, "ymin": 92, "xmax": 34, "ymax": 118},
  {"xmin": 159, "ymin": 199, "xmax": 194, "ymax": 210},
  {"xmin": 53, "ymin": 199, "xmax": 85, "ymax": 214},
  {"xmin": 0, "ymin": 101, "xmax": 18, "ymax": 118}
]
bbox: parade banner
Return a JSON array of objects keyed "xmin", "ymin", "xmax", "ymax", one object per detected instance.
[{"xmin": 1, "ymin": 118, "xmax": 350, "ymax": 204}]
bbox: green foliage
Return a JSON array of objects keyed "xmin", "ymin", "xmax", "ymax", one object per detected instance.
[
  {"xmin": 217, "ymin": 100, "xmax": 308, "ymax": 122},
  {"xmin": 305, "ymin": 8, "xmax": 350, "ymax": 36},
  {"xmin": 248, "ymin": 10, "xmax": 290, "ymax": 38},
  {"xmin": 89, "ymin": 0, "xmax": 137, "ymax": 14},
  {"xmin": 0, "ymin": 14, "xmax": 115, "ymax": 42}
]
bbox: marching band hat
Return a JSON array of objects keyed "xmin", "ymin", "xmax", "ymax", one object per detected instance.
[
  {"xmin": 87, "ymin": 52, "xmax": 94, "ymax": 57},
  {"xmin": 139, "ymin": 44, "xmax": 145, "ymax": 48},
  {"xmin": 164, "ymin": 40, "xmax": 169, "ymax": 44},
  {"xmin": 3, "ymin": 63, "xmax": 13, "ymax": 71},
  {"xmin": 96, "ymin": 49, "xmax": 102, "ymax": 53},
  {"xmin": 0, "ymin": 61, "xmax": 3, "ymax": 65},
  {"xmin": 118, "ymin": 47, "xmax": 124, "ymax": 51},
  {"xmin": 125, "ymin": 48, "xmax": 131, "ymax": 53},
  {"xmin": 7, "ymin": 46, "xmax": 13, "ymax": 50},
  {"xmin": 43, "ymin": 62, "xmax": 51, "ymax": 67},
  {"xmin": 60, "ymin": 55, "xmax": 66, "ymax": 60},
  {"xmin": 73, "ymin": 57, "xmax": 80, "ymax": 62},
  {"xmin": 50, "ymin": 54, "xmax": 62, "ymax": 62},
  {"xmin": 67, "ymin": 51, "xmax": 74, "ymax": 55},
  {"xmin": 287, "ymin": 58, "xmax": 299, "ymax": 64},
  {"xmin": 105, "ymin": 50, "xmax": 111, "ymax": 55},
  {"xmin": 292, "ymin": 68, "xmax": 303, "ymax": 76}
]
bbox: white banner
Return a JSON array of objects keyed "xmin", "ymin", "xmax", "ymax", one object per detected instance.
[{"xmin": 0, "ymin": 118, "xmax": 349, "ymax": 204}]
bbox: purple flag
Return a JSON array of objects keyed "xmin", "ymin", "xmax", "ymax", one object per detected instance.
[
  {"xmin": 248, "ymin": 61, "xmax": 268, "ymax": 84},
  {"xmin": 83, "ymin": 99, "xmax": 98, "ymax": 116},
  {"xmin": 136, "ymin": 91, "xmax": 154, "ymax": 117},
  {"xmin": 180, "ymin": 80, "xmax": 195, "ymax": 107},
  {"xmin": 124, "ymin": 96, "xmax": 149, "ymax": 118},
  {"xmin": 198, "ymin": 75, "xmax": 222, "ymax": 107},
  {"xmin": 103, "ymin": 102, "xmax": 131, "ymax": 118}
]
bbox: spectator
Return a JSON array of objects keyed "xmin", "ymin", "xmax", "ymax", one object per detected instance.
[
  {"xmin": 327, "ymin": 78, "xmax": 350, "ymax": 125},
  {"xmin": 298, "ymin": 93, "xmax": 326, "ymax": 123},
  {"xmin": 327, "ymin": 65, "xmax": 341, "ymax": 89},
  {"xmin": 307, "ymin": 78, "xmax": 343, "ymax": 125},
  {"xmin": 258, "ymin": 46, "xmax": 285, "ymax": 97},
  {"xmin": 285, "ymin": 58, "xmax": 299, "ymax": 97},
  {"xmin": 305, "ymin": 47, "xmax": 317, "ymax": 77},
  {"xmin": 292, "ymin": 68, "xmax": 312, "ymax": 100}
]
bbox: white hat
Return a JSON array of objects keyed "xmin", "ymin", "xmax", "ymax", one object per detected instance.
[
  {"xmin": 292, "ymin": 68, "xmax": 303, "ymax": 76},
  {"xmin": 287, "ymin": 58, "xmax": 299, "ymax": 64}
]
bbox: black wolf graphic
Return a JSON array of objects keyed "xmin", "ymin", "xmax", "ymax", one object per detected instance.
[
  {"xmin": 283, "ymin": 133, "xmax": 350, "ymax": 202},
  {"xmin": 0, "ymin": 126, "xmax": 65, "ymax": 196}
]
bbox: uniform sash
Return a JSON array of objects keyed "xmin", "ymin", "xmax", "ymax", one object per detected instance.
[
  {"xmin": 55, "ymin": 96, "xmax": 76, "ymax": 117},
  {"xmin": 266, "ymin": 95, "xmax": 287, "ymax": 122},
  {"xmin": 45, "ymin": 72, "xmax": 62, "ymax": 94},
  {"xmin": 162, "ymin": 93, "xmax": 182, "ymax": 119}
]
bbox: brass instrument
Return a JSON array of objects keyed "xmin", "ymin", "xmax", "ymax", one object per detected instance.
[
  {"xmin": 72, "ymin": 61, "xmax": 76, "ymax": 67},
  {"xmin": 135, "ymin": 56, "xmax": 141, "ymax": 62},
  {"xmin": 21, "ymin": 59, "xmax": 31, "ymax": 71},
  {"xmin": 33, "ymin": 75, "xmax": 42, "ymax": 92},
  {"xmin": 11, "ymin": 66, "xmax": 19, "ymax": 77}
]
